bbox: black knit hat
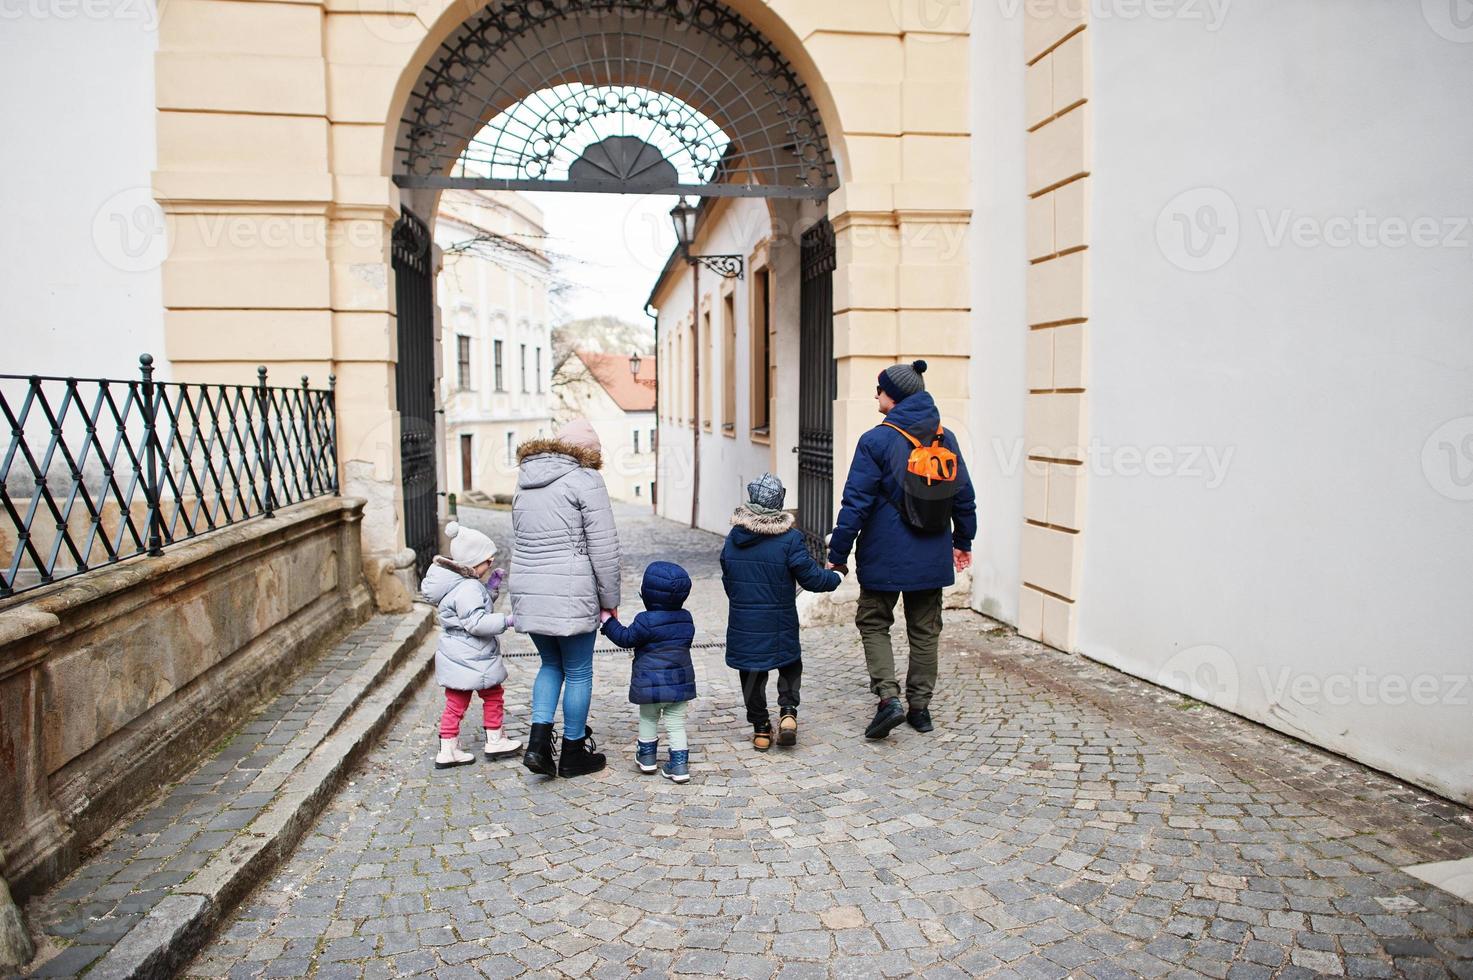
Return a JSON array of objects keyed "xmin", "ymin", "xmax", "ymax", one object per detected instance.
[{"xmin": 877, "ymin": 360, "xmax": 928, "ymax": 403}]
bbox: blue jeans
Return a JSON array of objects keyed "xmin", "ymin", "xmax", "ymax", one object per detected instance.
[{"xmin": 529, "ymin": 631, "xmax": 597, "ymax": 737}]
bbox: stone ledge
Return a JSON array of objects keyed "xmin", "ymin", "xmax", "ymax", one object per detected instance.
[{"xmin": 21, "ymin": 609, "xmax": 435, "ymax": 979}]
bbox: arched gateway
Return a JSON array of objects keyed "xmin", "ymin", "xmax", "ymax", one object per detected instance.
[
  {"xmin": 150, "ymin": 0, "xmax": 972, "ymax": 603},
  {"xmin": 386, "ymin": 0, "xmax": 843, "ymax": 572}
]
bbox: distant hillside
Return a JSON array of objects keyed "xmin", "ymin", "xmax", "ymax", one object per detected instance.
[{"xmin": 553, "ymin": 315, "xmax": 654, "ymax": 358}]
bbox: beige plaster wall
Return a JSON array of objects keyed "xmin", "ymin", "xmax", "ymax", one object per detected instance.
[{"xmin": 153, "ymin": 0, "xmax": 973, "ymax": 571}]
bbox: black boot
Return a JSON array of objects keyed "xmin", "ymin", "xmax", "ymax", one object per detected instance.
[
  {"xmin": 522, "ymin": 722, "xmax": 556, "ymax": 776},
  {"xmin": 558, "ymin": 726, "xmax": 607, "ymax": 778},
  {"xmin": 864, "ymin": 697, "xmax": 906, "ymax": 740}
]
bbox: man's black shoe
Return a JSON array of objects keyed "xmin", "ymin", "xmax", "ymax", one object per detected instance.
[
  {"xmin": 864, "ymin": 698, "xmax": 906, "ymax": 740},
  {"xmin": 906, "ymin": 707, "xmax": 933, "ymax": 732}
]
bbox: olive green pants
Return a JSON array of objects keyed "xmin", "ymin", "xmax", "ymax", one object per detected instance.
[{"xmin": 855, "ymin": 588, "xmax": 943, "ymax": 707}]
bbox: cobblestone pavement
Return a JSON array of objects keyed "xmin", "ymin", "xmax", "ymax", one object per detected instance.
[{"xmin": 187, "ymin": 506, "xmax": 1473, "ymax": 979}]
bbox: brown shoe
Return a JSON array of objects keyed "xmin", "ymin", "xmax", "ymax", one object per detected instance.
[
  {"xmin": 777, "ymin": 710, "xmax": 798, "ymax": 747},
  {"xmin": 753, "ymin": 725, "xmax": 773, "ymax": 752}
]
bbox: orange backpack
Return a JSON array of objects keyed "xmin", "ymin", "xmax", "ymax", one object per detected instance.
[{"xmin": 880, "ymin": 422, "xmax": 961, "ymax": 533}]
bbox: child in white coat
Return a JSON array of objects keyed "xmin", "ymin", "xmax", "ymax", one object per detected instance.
[{"xmin": 419, "ymin": 522, "xmax": 521, "ymax": 768}]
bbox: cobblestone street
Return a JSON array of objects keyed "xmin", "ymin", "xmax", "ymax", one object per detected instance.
[{"xmin": 185, "ymin": 506, "xmax": 1473, "ymax": 980}]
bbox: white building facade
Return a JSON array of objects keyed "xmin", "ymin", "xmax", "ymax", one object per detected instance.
[
  {"xmin": 435, "ymin": 191, "xmax": 554, "ymax": 500},
  {"xmin": 650, "ymin": 196, "xmax": 814, "ymax": 531},
  {"xmin": 555, "ymin": 351, "xmax": 656, "ymax": 504}
]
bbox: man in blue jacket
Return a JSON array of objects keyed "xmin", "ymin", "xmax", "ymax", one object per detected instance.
[{"xmin": 827, "ymin": 360, "xmax": 977, "ymax": 740}]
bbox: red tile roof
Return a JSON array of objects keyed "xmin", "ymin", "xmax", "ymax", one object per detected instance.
[{"xmin": 576, "ymin": 351, "xmax": 656, "ymax": 412}]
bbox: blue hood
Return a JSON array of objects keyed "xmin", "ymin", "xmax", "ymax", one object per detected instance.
[
  {"xmin": 882, "ymin": 389, "xmax": 941, "ymax": 438},
  {"xmin": 640, "ymin": 561, "xmax": 691, "ymax": 610}
]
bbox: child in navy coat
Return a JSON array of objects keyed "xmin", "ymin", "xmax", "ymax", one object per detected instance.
[
  {"xmin": 721, "ymin": 474, "xmax": 843, "ymax": 751},
  {"xmin": 601, "ymin": 561, "xmax": 697, "ymax": 782}
]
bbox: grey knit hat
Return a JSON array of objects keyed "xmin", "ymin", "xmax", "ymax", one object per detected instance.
[
  {"xmin": 746, "ymin": 472, "xmax": 786, "ymax": 511},
  {"xmin": 878, "ymin": 359, "xmax": 928, "ymax": 402}
]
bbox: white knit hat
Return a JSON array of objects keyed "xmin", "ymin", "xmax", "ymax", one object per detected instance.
[{"xmin": 446, "ymin": 521, "xmax": 496, "ymax": 567}]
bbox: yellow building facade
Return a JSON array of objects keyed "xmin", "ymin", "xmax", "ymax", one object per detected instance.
[{"xmin": 143, "ymin": 0, "xmax": 984, "ymax": 609}]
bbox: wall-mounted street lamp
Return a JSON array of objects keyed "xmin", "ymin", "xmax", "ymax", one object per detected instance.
[
  {"xmin": 628, "ymin": 350, "xmax": 643, "ymax": 378},
  {"xmin": 669, "ymin": 197, "xmax": 743, "ymax": 530}
]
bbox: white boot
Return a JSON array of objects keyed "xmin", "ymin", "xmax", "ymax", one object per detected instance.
[
  {"xmin": 484, "ymin": 729, "xmax": 523, "ymax": 759},
  {"xmin": 435, "ymin": 737, "xmax": 475, "ymax": 769}
]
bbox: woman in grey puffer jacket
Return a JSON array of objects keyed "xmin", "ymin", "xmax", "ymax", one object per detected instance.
[{"xmin": 510, "ymin": 419, "xmax": 621, "ymax": 778}]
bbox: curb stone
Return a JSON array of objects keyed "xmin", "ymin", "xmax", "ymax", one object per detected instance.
[{"xmin": 82, "ymin": 616, "xmax": 437, "ymax": 980}]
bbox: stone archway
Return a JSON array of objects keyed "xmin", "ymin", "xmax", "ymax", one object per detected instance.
[{"xmin": 152, "ymin": 0, "xmax": 972, "ymax": 600}]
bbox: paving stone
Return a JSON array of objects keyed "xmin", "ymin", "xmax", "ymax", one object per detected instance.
[{"xmin": 74, "ymin": 502, "xmax": 1464, "ymax": 980}]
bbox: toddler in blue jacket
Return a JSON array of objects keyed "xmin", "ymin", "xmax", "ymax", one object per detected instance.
[{"xmin": 601, "ymin": 562, "xmax": 697, "ymax": 783}]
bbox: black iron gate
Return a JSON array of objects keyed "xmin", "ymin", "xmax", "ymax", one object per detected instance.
[
  {"xmin": 796, "ymin": 217, "xmax": 836, "ymax": 560},
  {"xmin": 392, "ymin": 207, "xmax": 439, "ymax": 579}
]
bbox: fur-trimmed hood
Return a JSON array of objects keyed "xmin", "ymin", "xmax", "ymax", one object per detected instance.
[
  {"xmin": 421, "ymin": 554, "xmax": 487, "ymax": 605},
  {"xmin": 516, "ymin": 438, "xmax": 602, "ymax": 470},
  {"xmin": 516, "ymin": 438, "xmax": 603, "ymax": 490},
  {"xmin": 432, "ymin": 554, "xmax": 481, "ymax": 580},
  {"xmin": 730, "ymin": 504, "xmax": 795, "ymax": 539}
]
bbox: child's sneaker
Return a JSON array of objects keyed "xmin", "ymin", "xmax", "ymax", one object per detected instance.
[
  {"xmin": 484, "ymin": 729, "xmax": 522, "ymax": 759},
  {"xmin": 636, "ymin": 739, "xmax": 659, "ymax": 774},
  {"xmin": 662, "ymin": 749, "xmax": 690, "ymax": 783},
  {"xmin": 435, "ymin": 738, "xmax": 475, "ymax": 769}
]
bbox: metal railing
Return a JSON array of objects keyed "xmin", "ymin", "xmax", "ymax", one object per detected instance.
[{"xmin": 1, "ymin": 356, "xmax": 338, "ymax": 599}]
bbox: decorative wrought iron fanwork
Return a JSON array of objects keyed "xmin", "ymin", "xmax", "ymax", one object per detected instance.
[
  {"xmin": 1, "ymin": 357, "xmax": 338, "ymax": 600},
  {"xmin": 396, "ymin": 0, "xmax": 836, "ymax": 198}
]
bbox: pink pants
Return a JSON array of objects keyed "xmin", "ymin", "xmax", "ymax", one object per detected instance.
[{"xmin": 440, "ymin": 686, "xmax": 505, "ymax": 739}]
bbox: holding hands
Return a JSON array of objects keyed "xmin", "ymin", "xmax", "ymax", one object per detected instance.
[{"xmin": 600, "ymin": 608, "xmax": 618, "ymax": 624}]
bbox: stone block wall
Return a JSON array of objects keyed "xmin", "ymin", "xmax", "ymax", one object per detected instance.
[{"xmin": 0, "ymin": 497, "xmax": 374, "ymax": 899}]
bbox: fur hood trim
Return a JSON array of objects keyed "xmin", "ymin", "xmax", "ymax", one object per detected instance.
[
  {"xmin": 730, "ymin": 504, "xmax": 795, "ymax": 535},
  {"xmin": 515, "ymin": 438, "xmax": 603, "ymax": 470},
  {"xmin": 433, "ymin": 554, "xmax": 482, "ymax": 579}
]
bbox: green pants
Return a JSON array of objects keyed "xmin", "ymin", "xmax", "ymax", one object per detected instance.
[
  {"xmin": 856, "ymin": 588, "xmax": 943, "ymax": 707},
  {"xmin": 638, "ymin": 701, "xmax": 689, "ymax": 750}
]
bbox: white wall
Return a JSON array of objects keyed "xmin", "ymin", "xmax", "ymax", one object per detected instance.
[
  {"xmin": 1081, "ymin": 3, "xmax": 1473, "ymax": 803},
  {"xmin": 0, "ymin": 8, "xmax": 165, "ymax": 379},
  {"xmin": 654, "ymin": 197, "xmax": 782, "ymax": 533},
  {"xmin": 968, "ymin": 2, "xmax": 1028, "ymax": 623}
]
